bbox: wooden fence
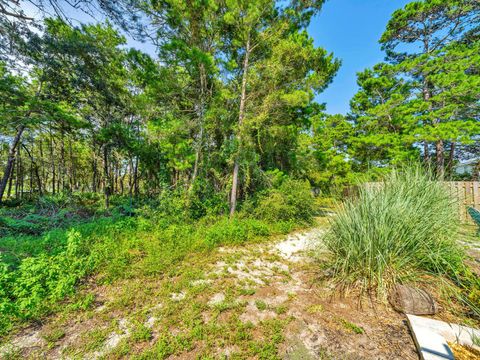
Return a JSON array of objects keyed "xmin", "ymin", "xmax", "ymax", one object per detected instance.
[
  {"xmin": 357, "ymin": 181, "xmax": 480, "ymax": 224},
  {"xmin": 445, "ymin": 181, "xmax": 480, "ymax": 223}
]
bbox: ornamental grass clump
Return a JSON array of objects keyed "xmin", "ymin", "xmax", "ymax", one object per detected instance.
[{"xmin": 323, "ymin": 166, "xmax": 466, "ymax": 297}]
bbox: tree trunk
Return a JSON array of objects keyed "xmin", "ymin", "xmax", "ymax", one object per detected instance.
[
  {"xmin": 7, "ymin": 159, "xmax": 14, "ymax": 198},
  {"xmin": 436, "ymin": 140, "xmax": 445, "ymax": 178},
  {"xmin": 446, "ymin": 142, "xmax": 455, "ymax": 178},
  {"xmin": 60, "ymin": 131, "xmax": 65, "ymax": 192},
  {"xmin": 69, "ymin": 138, "xmax": 75, "ymax": 191},
  {"xmin": 92, "ymin": 157, "xmax": 97, "ymax": 192},
  {"xmin": 103, "ymin": 146, "xmax": 110, "ymax": 208},
  {"xmin": 423, "ymin": 141, "xmax": 430, "ymax": 163},
  {"xmin": 191, "ymin": 125, "xmax": 204, "ymax": 188},
  {"xmin": 92, "ymin": 139, "xmax": 98, "ymax": 193},
  {"xmin": 191, "ymin": 63, "xmax": 208, "ymax": 189},
  {"xmin": 39, "ymin": 139, "xmax": 45, "ymax": 188},
  {"xmin": 50, "ymin": 132, "xmax": 56, "ymax": 195},
  {"xmin": 0, "ymin": 125, "xmax": 25, "ymax": 202},
  {"xmin": 128, "ymin": 160, "xmax": 134, "ymax": 196},
  {"xmin": 133, "ymin": 156, "xmax": 139, "ymax": 198},
  {"xmin": 230, "ymin": 34, "xmax": 251, "ymax": 217},
  {"xmin": 30, "ymin": 161, "xmax": 33, "ymax": 195},
  {"xmin": 22, "ymin": 144, "xmax": 43, "ymax": 195},
  {"xmin": 422, "ymin": 79, "xmax": 431, "ymax": 163},
  {"xmin": 17, "ymin": 145, "xmax": 23, "ymax": 199},
  {"xmin": 120, "ymin": 169, "xmax": 126, "ymax": 195}
]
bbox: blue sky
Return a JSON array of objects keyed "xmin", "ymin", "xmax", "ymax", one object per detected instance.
[{"xmin": 309, "ymin": 0, "xmax": 411, "ymax": 115}]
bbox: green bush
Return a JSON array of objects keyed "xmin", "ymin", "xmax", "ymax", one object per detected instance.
[
  {"xmin": 0, "ymin": 261, "xmax": 14, "ymax": 333},
  {"xmin": 203, "ymin": 217, "xmax": 271, "ymax": 248},
  {"xmin": 11, "ymin": 230, "xmax": 95, "ymax": 318},
  {"xmin": 0, "ymin": 213, "xmax": 292, "ymax": 333},
  {"xmin": 0, "ymin": 193, "xmax": 104, "ymax": 237},
  {"xmin": 252, "ymin": 178, "xmax": 315, "ymax": 223},
  {"xmin": 0, "ymin": 227, "xmax": 100, "ymax": 334},
  {"xmin": 322, "ymin": 166, "xmax": 466, "ymax": 297},
  {"xmin": 0, "ymin": 186, "xmax": 311, "ymax": 334}
]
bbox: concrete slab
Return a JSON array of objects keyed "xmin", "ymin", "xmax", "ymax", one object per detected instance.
[
  {"xmin": 407, "ymin": 314, "xmax": 480, "ymax": 350},
  {"xmin": 407, "ymin": 319, "xmax": 454, "ymax": 360}
]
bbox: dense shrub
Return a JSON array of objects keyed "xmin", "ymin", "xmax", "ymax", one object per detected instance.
[
  {"xmin": 11, "ymin": 230, "xmax": 94, "ymax": 318},
  {"xmin": 0, "ymin": 228, "xmax": 100, "ymax": 334},
  {"xmin": 0, "ymin": 193, "xmax": 104, "ymax": 237},
  {"xmin": 188, "ymin": 180, "xmax": 229, "ymax": 219},
  {"xmin": 322, "ymin": 166, "xmax": 467, "ymax": 296},
  {"xmin": 252, "ymin": 178, "xmax": 315, "ymax": 223}
]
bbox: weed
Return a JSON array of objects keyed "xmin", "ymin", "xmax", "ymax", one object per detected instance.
[
  {"xmin": 250, "ymin": 177, "xmax": 315, "ymax": 224},
  {"xmin": 0, "ymin": 347, "xmax": 22, "ymax": 360},
  {"xmin": 83, "ymin": 327, "xmax": 110, "ymax": 351},
  {"xmin": 472, "ymin": 333, "xmax": 480, "ymax": 347},
  {"xmin": 337, "ymin": 317, "xmax": 364, "ymax": 334},
  {"xmin": 306, "ymin": 304, "xmax": 324, "ymax": 314},
  {"xmin": 287, "ymin": 292, "xmax": 297, "ymax": 300},
  {"xmin": 131, "ymin": 324, "xmax": 153, "ymax": 342},
  {"xmin": 255, "ymin": 300, "xmax": 268, "ymax": 311},
  {"xmin": 41, "ymin": 327, "xmax": 66, "ymax": 345},
  {"xmin": 239, "ymin": 288, "xmax": 256, "ymax": 296}
]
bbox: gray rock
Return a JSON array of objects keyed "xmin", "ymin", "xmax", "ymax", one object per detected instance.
[{"xmin": 389, "ymin": 285, "xmax": 438, "ymax": 315}]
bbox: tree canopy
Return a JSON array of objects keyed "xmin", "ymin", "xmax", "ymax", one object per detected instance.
[{"xmin": 0, "ymin": 0, "xmax": 478, "ymax": 211}]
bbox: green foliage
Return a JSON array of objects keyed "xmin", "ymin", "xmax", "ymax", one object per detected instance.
[
  {"xmin": 131, "ymin": 323, "xmax": 153, "ymax": 342},
  {"xmin": 252, "ymin": 177, "xmax": 315, "ymax": 223},
  {"xmin": 0, "ymin": 183, "xmax": 310, "ymax": 334},
  {"xmin": 11, "ymin": 230, "xmax": 93, "ymax": 318},
  {"xmin": 0, "ymin": 215, "xmax": 129, "ymax": 333},
  {"xmin": 0, "ymin": 193, "xmax": 109, "ymax": 237},
  {"xmin": 337, "ymin": 318, "xmax": 364, "ymax": 334},
  {"xmin": 203, "ymin": 217, "xmax": 271, "ymax": 248},
  {"xmin": 254, "ymin": 300, "xmax": 268, "ymax": 311},
  {"xmin": 187, "ymin": 181, "xmax": 229, "ymax": 219},
  {"xmin": 342, "ymin": 0, "xmax": 480, "ymax": 177},
  {"xmin": 322, "ymin": 166, "xmax": 466, "ymax": 296},
  {"xmin": 41, "ymin": 327, "xmax": 66, "ymax": 345}
]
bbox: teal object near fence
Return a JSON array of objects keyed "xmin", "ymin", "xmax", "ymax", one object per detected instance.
[{"xmin": 468, "ymin": 207, "xmax": 480, "ymax": 229}]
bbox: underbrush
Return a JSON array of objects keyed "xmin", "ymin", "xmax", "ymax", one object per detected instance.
[
  {"xmin": 0, "ymin": 193, "xmax": 121, "ymax": 237},
  {"xmin": 322, "ymin": 166, "xmax": 480, "ymax": 318},
  {"xmin": 0, "ymin": 177, "xmax": 316, "ymax": 336},
  {"xmin": 247, "ymin": 177, "xmax": 315, "ymax": 223}
]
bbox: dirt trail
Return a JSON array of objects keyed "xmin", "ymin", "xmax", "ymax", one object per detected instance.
[
  {"xmin": 0, "ymin": 223, "xmax": 418, "ymax": 359},
  {"xmin": 213, "ymin": 226, "xmax": 417, "ymax": 359}
]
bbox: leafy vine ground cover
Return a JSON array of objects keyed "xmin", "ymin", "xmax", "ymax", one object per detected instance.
[
  {"xmin": 1, "ymin": 200, "xmax": 479, "ymax": 359},
  {"xmin": 1, "ymin": 217, "xmax": 422, "ymax": 359}
]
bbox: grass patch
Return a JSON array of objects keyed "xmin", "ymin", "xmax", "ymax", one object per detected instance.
[
  {"xmin": 322, "ymin": 166, "xmax": 467, "ymax": 295},
  {"xmin": 306, "ymin": 304, "xmax": 324, "ymax": 314},
  {"xmin": 0, "ymin": 202, "xmax": 308, "ymax": 336},
  {"xmin": 336, "ymin": 317, "xmax": 364, "ymax": 334},
  {"xmin": 239, "ymin": 288, "xmax": 256, "ymax": 296},
  {"xmin": 131, "ymin": 323, "xmax": 153, "ymax": 342},
  {"xmin": 254, "ymin": 300, "xmax": 268, "ymax": 311},
  {"xmin": 82, "ymin": 327, "xmax": 111, "ymax": 352},
  {"xmin": 41, "ymin": 327, "xmax": 66, "ymax": 347}
]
